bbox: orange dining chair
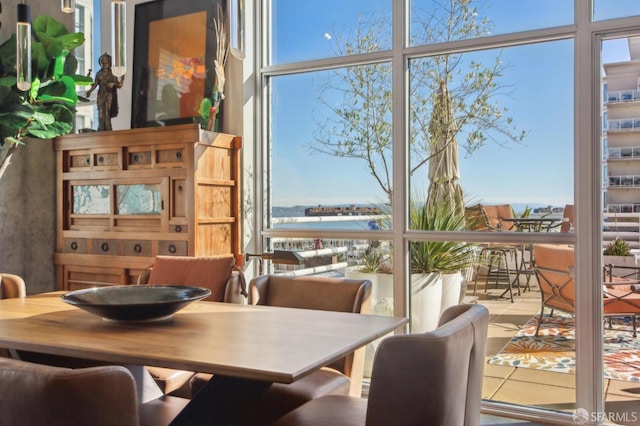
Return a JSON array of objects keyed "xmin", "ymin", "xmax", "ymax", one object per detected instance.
[
  {"xmin": 0, "ymin": 273, "xmax": 26, "ymax": 300},
  {"xmin": 138, "ymin": 255, "xmax": 247, "ymax": 397},
  {"xmin": 465, "ymin": 204, "xmax": 521, "ymax": 302},
  {"xmin": 0, "ymin": 273, "xmax": 26, "ymax": 359},
  {"xmin": 534, "ymin": 244, "xmax": 640, "ymax": 337},
  {"xmin": 560, "ymin": 204, "xmax": 574, "ymax": 233}
]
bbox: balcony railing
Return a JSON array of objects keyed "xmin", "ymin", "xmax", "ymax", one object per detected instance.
[
  {"xmin": 608, "ymin": 175, "xmax": 640, "ymax": 188},
  {"xmin": 606, "ymin": 146, "xmax": 640, "ymax": 160},
  {"xmin": 606, "ymin": 204, "xmax": 640, "ymax": 214},
  {"xmin": 607, "ymin": 89, "xmax": 640, "ymax": 104},
  {"xmin": 607, "ymin": 118, "xmax": 640, "ymax": 131}
]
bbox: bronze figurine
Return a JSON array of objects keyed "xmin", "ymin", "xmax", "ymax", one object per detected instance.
[{"xmin": 86, "ymin": 52, "xmax": 124, "ymax": 131}]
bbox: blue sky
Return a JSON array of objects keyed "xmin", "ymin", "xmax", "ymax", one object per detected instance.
[{"xmin": 268, "ymin": 1, "xmax": 639, "ymax": 208}]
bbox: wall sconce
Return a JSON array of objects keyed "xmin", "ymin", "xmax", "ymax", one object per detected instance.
[
  {"xmin": 61, "ymin": 0, "xmax": 75, "ymax": 13},
  {"xmin": 111, "ymin": 0, "xmax": 126, "ymax": 77},
  {"xmin": 16, "ymin": 3, "xmax": 31, "ymax": 91},
  {"xmin": 228, "ymin": 0, "xmax": 245, "ymax": 59}
]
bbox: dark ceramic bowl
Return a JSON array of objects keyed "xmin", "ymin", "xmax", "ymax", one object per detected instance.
[{"xmin": 61, "ymin": 285, "xmax": 211, "ymax": 322}]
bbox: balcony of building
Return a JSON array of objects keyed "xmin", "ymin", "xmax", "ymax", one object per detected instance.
[
  {"xmin": 607, "ymin": 89, "xmax": 640, "ymax": 104},
  {"xmin": 606, "ymin": 147, "xmax": 640, "ymax": 160},
  {"xmin": 607, "ymin": 118, "xmax": 640, "ymax": 132}
]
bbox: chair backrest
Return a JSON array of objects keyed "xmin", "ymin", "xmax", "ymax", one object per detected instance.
[
  {"xmin": 249, "ymin": 275, "xmax": 371, "ymax": 378},
  {"xmin": 560, "ymin": 204, "xmax": 574, "ymax": 232},
  {"xmin": 142, "ymin": 255, "xmax": 246, "ymax": 303},
  {"xmin": 364, "ymin": 303, "xmax": 489, "ymax": 426},
  {"xmin": 0, "ymin": 274, "xmax": 26, "ymax": 299},
  {"xmin": 464, "ymin": 204, "xmax": 486, "ymax": 231},
  {"xmin": 482, "ymin": 204, "xmax": 515, "ymax": 231},
  {"xmin": 532, "ymin": 244, "xmax": 575, "ymax": 314},
  {"xmin": 0, "ymin": 357, "xmax": 139, "ymax": 426},
  {"xmin": 249, "ymin": 274, "xmax": 371, "ymax": 314}
]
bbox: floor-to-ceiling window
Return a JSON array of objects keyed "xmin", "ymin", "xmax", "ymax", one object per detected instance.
[{"xmin": 257, "ymin": 1, "xmax": 640, "ymax": 423}]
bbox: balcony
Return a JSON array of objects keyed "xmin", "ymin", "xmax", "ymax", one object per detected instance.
[
  {"xmin": 607, "ymin": 89, "xmax": 640, "ymax": 104},
  {"xmin": 607, "ymin": 175, "xmax": 640, "ymax": 188},
  {"xmin": 606, "ymin": 146, "xmax": 640, "ymax": 160},
  {"xmin": 607, "ymin": 118, "xmax": 640, "ymax": 132}
]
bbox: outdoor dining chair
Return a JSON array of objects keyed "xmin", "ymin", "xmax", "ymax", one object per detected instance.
[
  {"xmin": 533, "ymin": 244, "xmax": 640, "ymax": 337},
  {"xmin": 465, "ymin": 203, "xmax": 521, "ymax": 302}
]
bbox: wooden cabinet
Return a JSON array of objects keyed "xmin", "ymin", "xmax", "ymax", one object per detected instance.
[{"xmin": 53, "ymin": 124, "xmax": 242, "ymax": 290}]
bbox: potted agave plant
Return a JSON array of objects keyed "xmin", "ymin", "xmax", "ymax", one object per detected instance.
[
  {"xmin": 410, "ymin": 200, "xmax": 478, "ymax": 333},
  {"xmin": 603, "ymin": 237, "xmax": 637, "ymax": 276}
]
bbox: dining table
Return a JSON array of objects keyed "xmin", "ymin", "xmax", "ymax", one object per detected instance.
[{"xmin": 0, "ymin": 291, "xmax": 407, "ymax": 425}]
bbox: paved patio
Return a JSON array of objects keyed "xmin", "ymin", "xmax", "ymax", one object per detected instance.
[{"xmin": 478, "ymin": 283, "xmax": 640, "ymax": 426}]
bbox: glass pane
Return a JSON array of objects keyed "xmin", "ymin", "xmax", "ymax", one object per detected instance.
[
  {"xmin": 408, "ymin": 40, "xmax": 574, "ymax": 227},
  {"xmin": 409, "ymin": 0, "xmax": 572, "ymax": 46},
  {"xmin": 116, "ymin": 184, "xmax": 161, "ymax": 214},
  {"xmin": 594, "ymin": 0, "xmax": 640, "ymax": 21},
  {"xmin": 262, "ymin": 236, "xmax": 394, "ymax": 381},
  {"xmin": 408, "ymin": 240, "xmax": 578, "ymax": 412},
  {"xmin": 72, "ymin": 185, "xmax": 111, "ymax": 214},
  {"xmin": 268, "ymin": 66, "xmax": 392, "ymax": 230},
  {"xmin": 602, "ymin": 36, "xmax": 640, "ymax": 216},
  {"xmin": 270, "ymin": 0, "xmax": 391, "ymax": 64}
]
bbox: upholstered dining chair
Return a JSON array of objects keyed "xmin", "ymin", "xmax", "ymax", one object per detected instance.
[
  {"xmin": 190, "ymin": 274, "xmax": 372, "ymax": 426},
  {"xmin": 0, "ymin": 356, "xmax": 188, "ymax": 426},
  {"xmin": 138, "ymin": 255, "xmax": 247, "ymax": 397},
  {"xmin": 273, "ymin": 303, "xmax": 490, "ymax": 426},
  {"xmin": 0, "ymin": 273, "xmax": 26, "ymax": 358},
  {"xmin": 0, "ymin": 273, "xmax": 26, "ymax": 300}
]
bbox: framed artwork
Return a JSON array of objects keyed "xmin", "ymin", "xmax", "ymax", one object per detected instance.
[{"xmin": 131, "ymin": 0, "xmax": 223, "ymax": 128}]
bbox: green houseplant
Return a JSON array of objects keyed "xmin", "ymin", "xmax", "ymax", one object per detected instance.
[
  {"xmin": 0, "ymin": 14, "xmax": 90, "ymax": 178},
  {"xmin": 409, "ymin": 199, "xmax": 478, "ymax": 332},
  {"xmin": 604, "ymin": 237, "xmax": 631, "ymax": 256},
  {"xmin": 603, "ymin": 237, "xmax": 636, "ymax": 276}
]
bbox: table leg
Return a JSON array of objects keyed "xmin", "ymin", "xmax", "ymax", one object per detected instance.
[
  {"xmin": 122, "ymin": 364, "xmax": 164, "ymax": 403},
  {"xmin": 169, "ymin": 375, "xmax": 271, "ymax": 426}
]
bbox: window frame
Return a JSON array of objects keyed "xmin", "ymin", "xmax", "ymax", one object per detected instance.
[{"xmin": 253, "ymin": 0, "xmax": 640, "ymax": 421}]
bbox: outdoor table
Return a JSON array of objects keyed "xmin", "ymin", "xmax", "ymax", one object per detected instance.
[
  {"xmin": 0, "ymin": 291, "xmax": 407, "ymax": 425},
  {"xmin": 501, "ymin": 217, "xmax": 566, "ymax": 232}
]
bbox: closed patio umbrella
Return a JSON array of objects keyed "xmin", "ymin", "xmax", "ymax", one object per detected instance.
[{"xmin": 425, "ymin": 80, "xmax": 464, "ymax": 219}]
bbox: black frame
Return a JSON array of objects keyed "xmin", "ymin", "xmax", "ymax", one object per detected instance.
[{"xmin": 131, "ymin": 0, "xmax": 223, "ymax": 128}]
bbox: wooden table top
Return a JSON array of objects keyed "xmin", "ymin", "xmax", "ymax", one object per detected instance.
[{"xmin": 0, "ymin": 292, "xmax": 407, "ymax": 384}]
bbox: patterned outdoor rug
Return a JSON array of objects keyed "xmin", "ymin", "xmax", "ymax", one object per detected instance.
[{"xmin": 488, "ymin": 312, "xmax": 640, "ymax": 382}]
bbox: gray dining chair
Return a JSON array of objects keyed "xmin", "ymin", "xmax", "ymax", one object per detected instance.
[
  {"xmin": 190, "ymin": 274, "xmax": 372, "ymax": 426},
  {"xmin": 274, "ymin": 303, "xmax": 490, "ymax": 426},
  {"xmin": 0, "ymin": 356, "xmax": 188, "ymax": 426}
]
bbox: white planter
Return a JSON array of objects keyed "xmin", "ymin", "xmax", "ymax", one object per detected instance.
[
  {"xmin": 345, "ymin": 270, "xmax": 393, "ymax": 308},
  {"xmin": 440, "ymin": 271, "xmax": 463, "ymax": 316},
  {"xmin": 411, "ymin": 272, "xmax": 443, "ymax": 333},
  {"xmin": 344, "ymin": 271, "xmax": 394, "ymax": 378}
]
